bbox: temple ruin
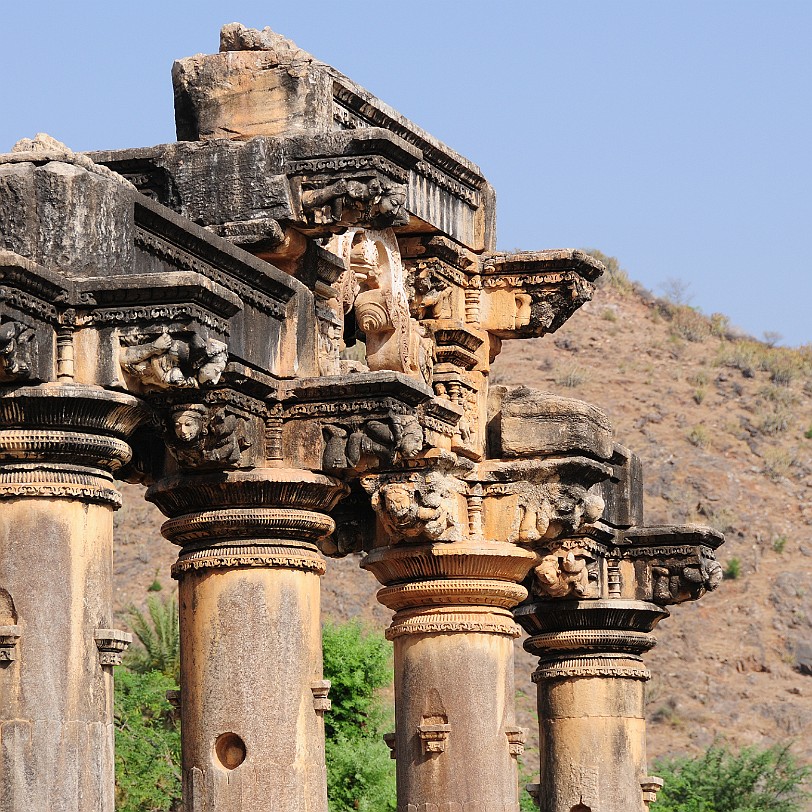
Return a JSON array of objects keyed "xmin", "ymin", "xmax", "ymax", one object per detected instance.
[{"xmin": 0, "ymin": 24, "xmax": 723, "ymax": 812}]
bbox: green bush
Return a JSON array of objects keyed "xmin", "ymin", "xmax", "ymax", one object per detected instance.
[
  {"xmin": 125, "ymin": 594, "xmax": 180, "ymax": 681},
  {"xmin": 653, "ymin": 743, "xmax": 810, "ymax": 812},
  {"xmin": 115, "ymin": 604, "xmax": 397, "ymax": 811},
  {"xmin": 724, "ymin": 558, "xmax": 741, "ymax": 580},
  {"xmin": 115, "ymin": 668, "xmax": 181, "ymax": 812},
  {"xmin": 322, "ymin": 620, "xmax": 396, "ymax": 811}
]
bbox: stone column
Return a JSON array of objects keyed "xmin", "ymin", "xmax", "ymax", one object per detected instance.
[
  {"xmin": 516, "ymin": 599, "xmax": 668, "ymax": 812},
  {"xmin": 364, "ymin": 542, "xmax": 536, "ymax": 812},
  {"xmin": 147, "ymin": 468, "xmax": 346, "ymax": 812},
  {"xmin": 0, "ymin": 386, "xmax": 143, "ymax": 812}
]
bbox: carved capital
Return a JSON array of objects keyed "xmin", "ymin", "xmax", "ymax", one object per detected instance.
[
  {"xmin": 323, "ymin": 411, "xmax": 424, "ymax": 473},
  {"xmin": 621, "ymin": 525, "xmax": 724, "ymax": 605},
  {"xmin": 533, "ymin": 546, "xmax": 600, "ymax": 600},
  {"xmin": 480, "ymin": 458, "xmax": 610, "ymax": 545},
  {"xmin": 166, "ymin": 402, "xmax": 252, "ymax": 471}
]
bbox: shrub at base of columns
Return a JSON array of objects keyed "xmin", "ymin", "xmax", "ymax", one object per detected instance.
[
  {"xmin": 653, "ymin": 743, "xmax": 811, "ymax": 812},
  {"xmin": 322, "ymin": 620, "xmax": 396, "ymax": 811},
  {"xmin": 114, "ymin": 668, "xmax": 182, "ymax": 812}
]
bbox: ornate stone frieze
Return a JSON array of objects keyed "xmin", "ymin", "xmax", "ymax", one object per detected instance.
[
  {"xmin": 532, "ymin": 653, "xmax": 651, "ymax": 682},
  {"xmin": 376, "ymin": 579, "xmax": 527, "ymax": 612},
  {"xmin": 146, "ymin": 468, "xmax": 348, "ymax": 518},
  {"xmin": 171, "ymin": 543, "xmax": 328, "ymax": 578},
  {"xmin": 362, "ymin": 543, "xmax": 537, "ymax": 586},
  {"xmin": 161, "ymin": 507, "xmax": 335, "ymax": 546},
  {"xmin": 386, "ymin": 606, "xmax": 520, "ymax": 640},
  {"xmin": 0, "ymin": 466, "xmax": 123, "ymax": 507}
]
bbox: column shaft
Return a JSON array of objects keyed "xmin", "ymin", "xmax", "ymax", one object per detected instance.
[
  {"xmin": 150, "ymin": 469, "xmax": 345, "ymax": 812},
  {"xmin": 366, "ymin": 544, "xmax": 536, "ymax": 812},
  {"xmin": 517, "ymin": 600, "xmax": 667, "ymax": 812},
  {"xmin": 0, "ymin": 388, "xmax": 141, "ymax": 812}
]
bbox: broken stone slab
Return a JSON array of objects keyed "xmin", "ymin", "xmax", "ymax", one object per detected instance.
[
  {"xmin": 488, "ymin": 386, "xmax": 614, "ymax": 460},
  {"xmin": 169, "ymin": 23, "xmax": 496, "ymax": 251}
]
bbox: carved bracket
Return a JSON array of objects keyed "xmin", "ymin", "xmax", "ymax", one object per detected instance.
[
  {"xmin": 0, "ymin": 321, "xmax": 34, "ymax": 382},
  {"xmin": 622, "ymin": 526, "xmax": 725, "ymax": 606},
  {"xmin": 383, "ymin": 732, "xmax": 397, "ymax": 760},
  {"xmin": 418, "ymin": 721, "xmax": 451, "ymax": 754},
  {"xmin": 311, "ymin": 680, "xmax": 332, "ymax": 713},
  {"xmin": 0, "ymin": 624, "xmax": 21, "ymax": 661},
  {"xmin": 288, "ymin": 156, "xmax": 409, "ymax": 231},
  {"xmin": 166, "ymin": 402, "xmax": 253, "ymax": 471},
  {"xmin": 533, "ymin": 545, "xmax": 600, "ymax": 600},
  {"xmin": 362, "ymin": 469, "xmax": 465, "ymax": 544},
  {"xmin": 642, "ymin": 776, "xmax": 664, "ymax": 808},
  {"xmin": 486, "ymin": 478, "xmax": 606, "ymax": 545},
  {"xmin": 505, "ymin": 726, "xmax": 528, "ymax": 756},
  {"xmin": 94, "ymin": 628, "xmax": 132, "ymax": 667},
  {"xmin": 322, "ymin": 411, "xmax": 423, "ymax": 473}
]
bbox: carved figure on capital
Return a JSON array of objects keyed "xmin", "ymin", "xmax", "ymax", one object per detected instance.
[
  {"xmin": 647, "ymin": 553, "xmax": 723, "ymax": 605},
  {"xmin": 490, "ymin": 480, "xmax": 605, "ymax": 545},
  {"xmin": 533, "ymin": 545, "xmax": 599, "ymax": 599},
  {"xmin": 363, "ymin": 470, "xmax": 464, "ymax": 543},
  {"xmin": 120, "ymin": 329, "xmax": 228, "ymax": 391},
  {"xmin": 300, "ymin": 177, "xmax": 408, "ymax": 230},
  {"xmin": 322, "ymin": 411, "xmax": 423, "ymax": 473},
  {"xmin": 0, "ymin": 321, "xmax": 33, "ymax": 382},
  {"xmin": 166, "ymin": 402, "xmax": 250, "ymax": 470}
]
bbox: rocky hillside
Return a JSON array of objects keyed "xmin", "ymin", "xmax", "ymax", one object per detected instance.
[{"xmin": 112, "ymin": 259, "xmax": 812, "ymax": 776}]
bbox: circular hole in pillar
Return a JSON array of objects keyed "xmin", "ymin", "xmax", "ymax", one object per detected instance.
[{"xmin": 215, "ymin": 732, "xmax": 246, "ymax": 770}]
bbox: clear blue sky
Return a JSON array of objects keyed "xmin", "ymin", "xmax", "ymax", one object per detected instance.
[{"xmin": 2, "ymin": 2, "xmax": 810, "ymax": 344}]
